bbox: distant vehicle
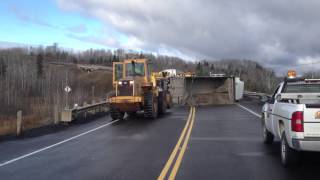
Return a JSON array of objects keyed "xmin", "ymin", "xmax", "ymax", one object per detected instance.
[
  {"xmin": 160, "ymin": 69, "xmax": 177, "ymax": 77},
  {"xmin": 108, "ymin": 59, "xmax": 172, "ymax": 120},
  {"xmin": 262, "ymin": 70, "xmax": 320, "ymax": 166}
]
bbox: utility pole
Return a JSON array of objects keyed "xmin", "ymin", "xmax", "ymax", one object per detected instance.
[{"xmin": 92, "ymin": 86, "xmax": 95, "ymax": 103}]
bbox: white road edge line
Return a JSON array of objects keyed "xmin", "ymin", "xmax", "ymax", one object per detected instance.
[
  {"xmin": 0, "ymin": 119, "xmax": 120, "ymax": 167},
  {"xmin": 236, "ymin": 104, "xmax": 262, "ymax": 118}
]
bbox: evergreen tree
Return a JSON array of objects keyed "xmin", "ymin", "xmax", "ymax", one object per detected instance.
[
  {"xmin": 196, "ymin": 62, "xmax": 203, "ymax": 76},
  {"xmin": 210, "ymin": 64, "xmax": 215, "ymax": 73},
  {"xmin": 72, "ymin": 57, "xmax": 78, "ymax": 64},
  {"xmin": 139, "ymin": 52, "xmax": 144, "ymax": 58},
  {"xmin": 112, "ymin": 54, "xmax": 118, "ymax": 62},
  {"xmin": 36, "ymin": 53, "xmax": 44, "ymax": 78},
  {"xmin": 0, "ymin": 57, "xmax": 7, "ymax": 78},
  {"xmin": 89, "ymin": 58, "xmax": 95, "ymax": 64}
]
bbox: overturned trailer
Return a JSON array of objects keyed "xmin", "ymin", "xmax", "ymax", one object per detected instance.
[{"xmin": 170, "ymin": 76, "xmax": 243, "ymax": 106}]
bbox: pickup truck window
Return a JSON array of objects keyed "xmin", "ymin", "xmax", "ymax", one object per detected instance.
[
  {"xmin": 272, "ymin": 86, "xmax": 280, "ymax": 97},
  {"xmin": 284, "ymin": 83, "xmax": 320, "ymax": 93}
]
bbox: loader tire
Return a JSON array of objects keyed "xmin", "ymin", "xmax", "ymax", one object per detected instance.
[
  {"xmin": 127, "ymin": 111, "xmax": 137, "ymax": 117},
  {"xmin": 144, "ymin": 91, "xmax": 158, "ymax": 119},
  {"xmin": 110, "ymin": 106, "xmax": 124, "ymax": 121},
  {"xmin": 158, "ymin": 92, "xmax": 167, "ymax": 115}
]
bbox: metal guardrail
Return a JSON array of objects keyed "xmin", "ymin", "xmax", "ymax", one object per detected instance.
[
  {"xmin": 61, "ymin": 100, "xmax": 109, "ymax": 123},
  {"xmin": 59, "ymin": 90, "xmax": 270, "ymax": 123},
  {"xmin": 243, "ymin": 91, "xmax": 272, "ymax": 101}
]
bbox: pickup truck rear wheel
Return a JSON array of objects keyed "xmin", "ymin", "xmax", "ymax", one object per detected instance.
[
  {"xmin": 280, "ymin": 132, "xmax": 301, "ymax": 167},
  {"xmin": 262, "ymin": 118, "xmax": 274, "ymax": 144}
]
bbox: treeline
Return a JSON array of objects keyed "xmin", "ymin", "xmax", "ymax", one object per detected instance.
[
  {"xmin": 25, "ymin": 43, "xmax": 193, "ymax": 70},
  {"xmin": 195, "ymin": 59, "xmax": 281, "ymax": 93}
]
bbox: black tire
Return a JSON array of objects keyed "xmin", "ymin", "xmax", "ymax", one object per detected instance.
[
  {"xmin": 110, "ymin": 106, "xmax": 124, "ymax": 121},
  {"xmin": 166, "ymin": 92, "xmax": 172, "ymax": 109},
  {"xmin": 280, "ymin": 132, "xmax": 301, "ymax": 167},
  {"xmin": 127, "ymin": 111, "xmax": 137, "ymax": 117},
  {"xmin": 158, "ymin": 92, "xmax": 167, "ymax": 115},
  {"xmin": 262, "ymin": 115, "xmax": 274, "ymax": 144},
  {"xmin": 144, "ymin": 91, "xmax": 158, "ymax": 119}
]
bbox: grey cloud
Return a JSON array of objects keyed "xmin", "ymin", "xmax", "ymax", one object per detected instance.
[{"xmin": 57, "ymin": 0, "xmax": 320, "ymax": 72}]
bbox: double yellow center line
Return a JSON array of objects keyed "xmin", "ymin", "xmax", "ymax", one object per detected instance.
[{"xmin": 158, "ymin": 106, "xmax": 196, "ymax": 180}]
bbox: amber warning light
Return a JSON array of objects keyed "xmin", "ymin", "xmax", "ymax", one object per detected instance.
[{"xmin": 287, "ymin": 70, "xmax": 297, "ymax": 79}]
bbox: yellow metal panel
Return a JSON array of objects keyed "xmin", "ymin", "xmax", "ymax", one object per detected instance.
[{"xmin": 109, "ymin": 96, "xmax": 142, "ymax": 103}]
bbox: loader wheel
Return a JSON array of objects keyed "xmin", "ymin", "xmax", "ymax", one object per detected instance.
[
  {"xmin": 144, "ymin": 91, "xmax": 158, "ymax": 119},
  {"xmin": 158, "ymin": 92, "xmax": 167, "ymax": 115},
  {"xmin": 110, "ymin": 106, "xmax": 124, "ymax": 121},
  {"xmin": 127, "ymin": 111, "xmax": 137, "ymax": 117}
]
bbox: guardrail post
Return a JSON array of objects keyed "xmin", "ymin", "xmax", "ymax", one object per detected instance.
[
  {"xmin": 17, "ymin": 110, "xmax": 22, "ymax": 136},
  {"xmin": 54, "ymin": 105, "xmax": 59, "ymax": 125}
]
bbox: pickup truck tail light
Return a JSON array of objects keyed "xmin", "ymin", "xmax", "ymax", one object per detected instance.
[{"xmin": 291, "ymin": 111, "xmax": 304, "ymax": 132}]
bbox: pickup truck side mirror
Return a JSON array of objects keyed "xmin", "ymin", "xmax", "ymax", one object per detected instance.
[
  {"xmin": 260, "ymin": 95, "xmax": 270, "ymax": 103},
  {"xmin": 275, "ymin": 94, "xmax": 282, "ymax": 102}
]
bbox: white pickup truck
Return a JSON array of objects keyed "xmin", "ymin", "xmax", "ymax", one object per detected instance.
[{"xmin": 262, "ymin": 76, "xmax": 320, "ymax": 166}]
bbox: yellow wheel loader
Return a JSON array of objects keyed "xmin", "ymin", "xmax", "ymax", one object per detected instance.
[{"xmin": 108, "ymin": 59, "xmax": 172, "ymax": 120}]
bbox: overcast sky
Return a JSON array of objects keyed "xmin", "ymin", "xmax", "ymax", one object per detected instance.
[{"xmin": 1, "ymin": 0, "xmax": 320, "ymax": 73}]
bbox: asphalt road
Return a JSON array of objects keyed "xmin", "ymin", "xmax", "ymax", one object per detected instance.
[{"xmin": 1, "ymin": 98, "xmax": 320, "ymax": 180}]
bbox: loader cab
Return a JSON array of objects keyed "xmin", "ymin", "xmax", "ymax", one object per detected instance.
[
  {"xmin": 113, "ymin": 59, "xmax": 151, "ymax": 97},
  {"xmin": 112, "ymin": 59, "xmax": 150, "ymax": 82},
  {"xmin": 124, "ymin": 59, "xmax": 153, "ymax": 83},
  {"xmin": 124, "ymin": 59, "xmax": 146, "ymax": 77},
  {"xmin": 113, "ymin": 62, "xmax": 124, "ymax": 85}
]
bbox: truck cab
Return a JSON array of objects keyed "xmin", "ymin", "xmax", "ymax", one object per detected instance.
[{"xmin": 262, "ymin": 70, "xmax": 320, "ymax": 166}]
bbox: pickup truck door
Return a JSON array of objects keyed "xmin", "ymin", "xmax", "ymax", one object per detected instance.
[{"xmin": 268, "ymin": 85, "xmax": 281, "ymax": 135}]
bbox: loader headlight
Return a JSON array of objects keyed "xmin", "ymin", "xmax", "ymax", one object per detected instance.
[
  {"xmin": 129, "ymin": 80, "xmax": 134, "ymax": 85},
  {"xmin": 118, "ymin": 81, "xmax": 122, "ymax": 85}
]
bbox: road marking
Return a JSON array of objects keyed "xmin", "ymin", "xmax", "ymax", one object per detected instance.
[
  {"xmin": 0, "ymin": 120, "xmax": 120, "ymax": 167},
  {"xmin": 168, "ymin": 107, "xmax": 196, "ymax": 180},
  {"xmin": 236, "ymin": 104, "xmax": 261, "ymax": 118},
  {"xmin": 158, "ymin": 107, "xmax": 193, "ymax": 180},
  {"xmin": 190, "ymin": 137, "xmax": 260, "ymax": 142},
  {"xmin": 158, "ymin": 106, "xmax": 196, "ymax": 180}
]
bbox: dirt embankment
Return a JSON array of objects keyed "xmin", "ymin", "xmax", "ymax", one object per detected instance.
[{"xmin": 0, "ymin": 64, "xmax": 112, "ymax": 136}]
